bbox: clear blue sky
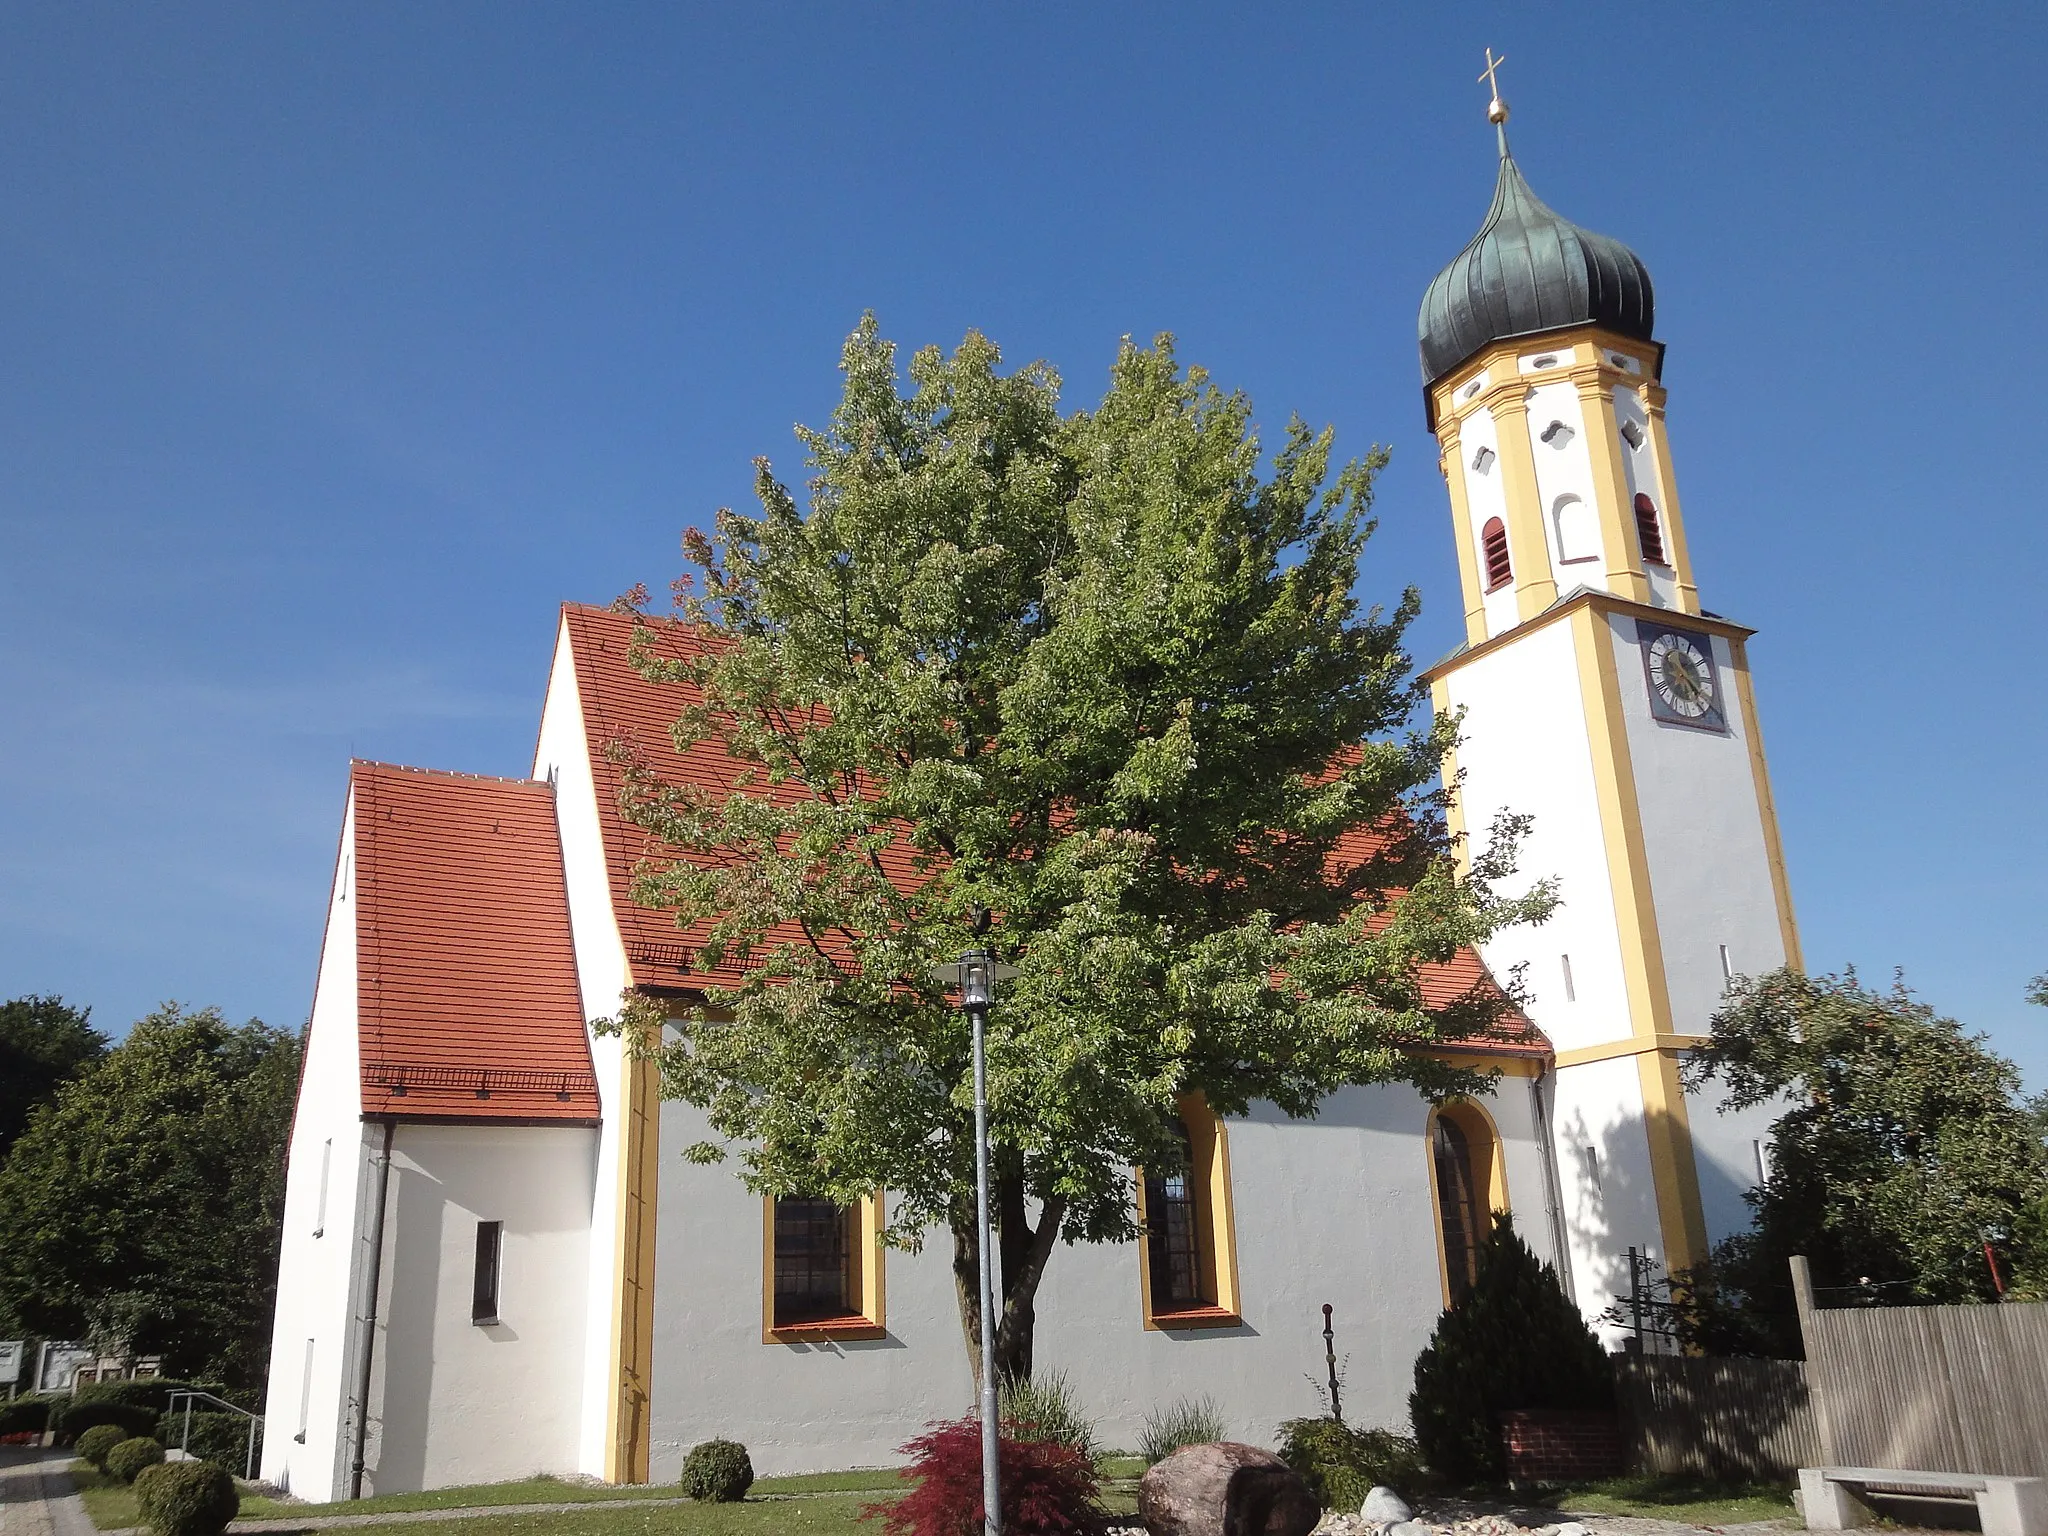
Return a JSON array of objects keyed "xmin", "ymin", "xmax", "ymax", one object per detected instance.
[{"xmin": 2, "ymin": 5, "xmax": 2043, "ymax": 1090}]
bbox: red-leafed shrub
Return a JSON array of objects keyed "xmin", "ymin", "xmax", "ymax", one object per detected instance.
[{"xmin": 864, "ymin": 1416, "xmax": 1105, "ymax": 1536}]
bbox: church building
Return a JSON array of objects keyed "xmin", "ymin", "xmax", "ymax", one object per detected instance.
[{"xmin": 260, "ymin": 95, "xmax": 1796, "ymax": 1498}]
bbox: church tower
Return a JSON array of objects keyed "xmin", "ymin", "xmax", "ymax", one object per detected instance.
[{"xmin": 1418, "ymin": 72, "xmax": 1801, "ymax": 1328}]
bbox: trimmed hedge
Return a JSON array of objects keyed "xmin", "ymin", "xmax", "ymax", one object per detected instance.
[
  {"xmin": 135, "ymin": 1459, "xmax": 239, "ymax": 1536},
  {"xmin": 76, "ymin": 1424, "xmax": 129, "ymax": 1468},
  {"xmin": 680, "ymin": 1439, "xmax": 754, "ymax": 1502},
  {"xmin": 56, "ymin": 1401, "xmax": 160, "ymax": 1442},
  {"xmin": 156, "ymin": 1412, "xmax": 259, "ymax": 1475},
  {"xmin": 0, "ymin": 1395, "xmax": 56, "ymax": 1437},
  {"xmin": 106, "ymin": 1437, "xmax": 166, "ymax": 1483}
]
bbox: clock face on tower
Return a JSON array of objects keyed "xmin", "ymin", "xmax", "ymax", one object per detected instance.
[{"xmin": 1638, "ymin": 621, "xmax": 1726, "ymax": 731}]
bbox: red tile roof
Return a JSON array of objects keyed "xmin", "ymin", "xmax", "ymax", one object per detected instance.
[
  {"xmin": 352, "ymin": 761, "xmax": 600, "ymax": 1121},
  {"xmin": 560, "ymin": 603, "xmax": 1545, "ymax": 1060}
]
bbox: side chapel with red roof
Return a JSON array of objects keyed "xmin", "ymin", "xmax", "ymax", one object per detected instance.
[{"xmin": 262, "ymin": 104, "xmax": 1797, "ymax": 1497}]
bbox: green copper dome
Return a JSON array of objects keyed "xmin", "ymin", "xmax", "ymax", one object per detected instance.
[{"xmin": 1418, "ymin": 138, "xmax": 1654, "ymax": 388}]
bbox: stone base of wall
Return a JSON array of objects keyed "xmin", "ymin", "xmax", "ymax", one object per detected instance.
[{"xmin": 1499, "ymin": 1409, "xmax": 1625, "ymax": 1483}]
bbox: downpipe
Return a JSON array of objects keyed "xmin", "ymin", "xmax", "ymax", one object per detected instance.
[{"xmin": 347, "ymin": 1120, "xmax": 395, "ymax": 1499}]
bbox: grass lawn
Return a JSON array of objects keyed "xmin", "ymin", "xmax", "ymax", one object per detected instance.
[
  {"xmin": 260, "ymin": 1505, "xmax": 877, "ymax": 1536},
  {"xmin": 68, "ymin": 1464, "xmax": 914, "ymax": 1532},
  {"xmin": 1540, "ymin": 1474, "xmax": 1797, "ymax": 1526}
]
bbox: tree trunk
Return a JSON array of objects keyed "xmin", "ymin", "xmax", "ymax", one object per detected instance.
[{"xmin": 949, "ymin": 1187, "xmax": 1070, "ymax": 1394}]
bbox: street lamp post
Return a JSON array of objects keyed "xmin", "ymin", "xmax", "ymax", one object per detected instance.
[{"xmin": 931, "ymin": 946, "xmax": 1015, "ymax": 1536}]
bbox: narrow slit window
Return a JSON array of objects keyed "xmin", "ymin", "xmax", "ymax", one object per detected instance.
[
  {"xmin": 1719, "ymin": 944, "xmax": 1734, "ymax": 983},
  {"xmin": 1481, "ymin": 517, "xmax": 1513, "ymax": 591},
  {"xmin": 1753, "ymin": 1139, "xmax": 1771, "ymax": 1188},
  {"xmin": 772, "ymin": 1198, "xmax": 860, "ymax": 1326},
  {"xmin": 1634, "ymin": 493, "xmax": 1669, "ymax": 566},
  {"xmin": 294, "ymin": 1338, "xmax": 314, "ymax": 1443},
  {"xmin": 471, "ymin": 1220, "xmax": 503, "ymax": 1325},
  {"xmin": 1582, "ymin": 1145, "xmax": 1602, "ymax": 1193},
  {"xmin": 1560, "ymin": 954, "xmax": 1576, "ymax": 1002},
  {"xmin": 313, "ymin": 1138, "xmax": 332, "ymax": 1237}
]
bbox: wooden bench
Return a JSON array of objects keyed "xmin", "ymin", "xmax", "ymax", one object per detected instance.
[{"xmin": 1800, "ymin": 1466, "xmax": 2048, "ymax": 1536}]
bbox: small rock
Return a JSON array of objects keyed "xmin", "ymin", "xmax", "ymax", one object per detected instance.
[
  {"xmin": 1138, "ymin": 1442, "xmax": 1321, "ymax": 1536},
  {"xmin": 1362, "ymin": 1489, "xmax": 1413, "ymax": 1525},
  {"xmin": 1555, "ymin": 1524, "xmax": 1590, "ymax": 1536},
  {"xmin": 1386, "ymin": 1522, "xmax": 1433, "ymax": 1536}
]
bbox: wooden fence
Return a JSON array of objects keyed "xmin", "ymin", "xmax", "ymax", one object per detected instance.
[
  {"xmin": 1794, "ymin": 1260, "xmax": 2048, "ymax": 1479},
  {"xmin": 1613, "ymin": 1355, "xmax": 1819, "ymax": 1479}
]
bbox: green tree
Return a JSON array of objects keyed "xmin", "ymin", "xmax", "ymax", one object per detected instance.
[
  {"xmin": 0, "ymin": 995, "xmax": 107, "ymax": 1157},
  {"xmin": 0, "ymin": 1003, "xmax": 298, "ymax": 1385},
  {"xmin": 1408, "ymin": 1213, "xmax": 1610, "ymax": 1485},
  {"xmin": 609, "ymin": 319, "xmax": 1550, "ymax": 1381},
  {"xmin": 1681, "ymin": 968, "xmax": 2048, "ymax": 1349}
]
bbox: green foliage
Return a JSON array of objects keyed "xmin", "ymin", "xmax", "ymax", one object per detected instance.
[
  {"xmin": 680, "ymin": 1439, "xmax": 755, "ymax": 1502},
  {"xmin": 1001, "ymin": 1370, "xmax": 1097, "ymax": 1459},
  {"xmin": 106, "ymin": 1437, "xmax": 166, "ymax": 1482},
  {"xmin": 75, "ymin": 1379, "xmax": 231, "ymax": 1416},
  {"xmin": 57, "ymin": 1400, "xmax": 161, "ymax": 1441},
  {"xmin": 607, "ymin": 319, "xmax": 1550, "ymax": 1377},
  {"xmin": 157, "ymin": 1412, "xmax": 259, "ymax": 1473},
  {"xmin": 1682, "ymin": 969, "xmax": 2048, "ymax": 1349},
  {"xmin": 135, "ymin": 1457, "xmax": 239, "ymax": 1536},
  {"xmin": 0, "ymin": 995, "xmax": 105, "ymax": 1158},
  {"xmin": 76, "ymin": 1424, "xmax": 129, "ymax": 1468},
  {"xmin": 1277, "ymin": 1418, "xmax": 1429, "ymax": 1510},
  {"xmin": 0, "ymin": 1004, "xmax": 299, "ymax": 1384},
  {"xmin": 0, "ymin": 1394, "xmax": 54, "ymax": 1436},
  {"xmin": 1137, "ymin": 1396, "xmax": 1225, "ymax": 1465},
  {"xmin": 1409, "ymin": 1213, "xmax": 1612, "ymax": 1485}
]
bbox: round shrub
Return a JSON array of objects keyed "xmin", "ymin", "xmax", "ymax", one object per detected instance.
[
  {"xmin": 57, "ymin": 1400, "xmax": 160, "ymax": 1442},
  {"xmin": 680, "ymin": 1439, "xmax": 754, "ymax": 1502},
  {"xmin": 106, "ymin": 1437, "xmax": 167, "ymax": 1483},
  {"xmin": 76, "ymin": 1424, "xmax": 129, "ymax": 1468},
  {"xmin": 136, "ymin": 1459, "xmax": 238, "ymax": 1536}
]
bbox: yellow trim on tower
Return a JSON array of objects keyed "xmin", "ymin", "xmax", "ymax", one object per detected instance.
[
  {"xmin": 604, "ymin": 1031, "xmax": 660, "ymax": 1484},
  {"xmin": 1641, "ymin": 386, "xmax": 1702, "ymax": 616},
  {"xmin": 1430, "ymin": 676, "xmax": 1470, "ymax": 880},
  {"xmin": 1730, "ymin": 638, "xmax": 1804, "ymax": 972},
  {"xmin": 1553, "ymin": 1033, "xmax": 1709, "ymax": 1069},
  {"xmin": 1568, "ymin": 601, "xmax": 1707, "ymax": 1272},
  {"xmin": 1483, "ymin": 389, "xmax": 1561, "ymax": 621},
  {"xmin": 1434, "ymin": 419, "xmax": 1490, "ymax": 645},
  {"xmin": 1573, "ymin": 377, "xmax": 1653, "ymax": 605}
]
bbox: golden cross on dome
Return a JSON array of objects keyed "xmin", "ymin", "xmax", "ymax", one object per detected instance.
[{"xmin": 1478, "ymin": 47, "xmax": 1510, "ymax": 124}]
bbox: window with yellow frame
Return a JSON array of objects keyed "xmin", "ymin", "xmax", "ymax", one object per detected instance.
[
  {"xmin": 761, "ymin": 1192, "xmax": 886, "ymax": 1343},
  {"xmin": 1427, "ymin": 1100, "xmax": 1507, "ymax": 1305},
  {"xmin": 1136, "ymin": 1096, "xmax": 1241, "ymax": 1328}
]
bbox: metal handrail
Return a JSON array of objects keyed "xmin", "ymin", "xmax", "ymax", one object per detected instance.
[{"xmin": 166, "ymin": 1390, "xmax": 262, "ymax": 1481}]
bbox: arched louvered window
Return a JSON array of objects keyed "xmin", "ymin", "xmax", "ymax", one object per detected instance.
[
  {"xmin": 1481, "ymin": 517, "xmax": 1512, "ymax": 591},
  {"xmin": 1634, "ymin": 493, "xmax": 1669, "ymax": 567}
]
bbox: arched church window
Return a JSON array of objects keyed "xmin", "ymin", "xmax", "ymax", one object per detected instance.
[
  {"xmin": 765, "ymin": 1193, "xmax": 885, "ymax": 1340},
  {"xmin": 1429, "ymin": 1103, "xmax": 1503, "ymax": 1304},
  {"xmin": 1137, "ymin": 1096, "xmax": 1241, "ymax": 1328},
  {"xmin": 1481, "ymin": 518, "xmax": 1512, "ymax": 591},
  {"xmin": 1634, "ymin": 493, "xmax": 1669, "ymax": 566},
  {"xmin": 1552, "ymin": 495, "xmax": 1599, "ymax": 565}
]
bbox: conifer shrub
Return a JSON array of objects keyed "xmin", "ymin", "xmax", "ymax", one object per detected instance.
[
  {"xmin": 75, "ymin": 1424, "xmax": 129, "ymax": 1469},
  {"xmin": 1408, "ymin": 1213, "xmax": 1613, "ymax": 1485},
  {"xmin": 679, "ymin": 1439, "xmax": 754, "ymax": 1502},
  {"xmin": 135, "ymin": 1458, "xmax": 239, "ymax": 1536},
  {"xmin": 105, "ymin": 1437, "xmax": 166, "ymax": 1483},
  {"xmin": 1277, "ymin": 1418, "xmax": 1429, "ymax": 1510},
  {"xmin": 999, "ymin": 1371, "xmax": 1098, "ymax": 1460},
  {"xmin": 1137, "ymin": 1397, "xmax": 1225, "ymax": 1465},
  {"xmin": 864, "ymin": 1417, "xmax": 1105, "ymax": 1536}
]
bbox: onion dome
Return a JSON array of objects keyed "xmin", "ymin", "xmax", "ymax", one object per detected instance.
[{"xmin": 1418, "ymin": 132, "xmax": 1654, "ymax": 388}]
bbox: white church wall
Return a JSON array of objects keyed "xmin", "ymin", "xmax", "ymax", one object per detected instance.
[
  {"xmin": 644, "ymin": 1079, "xmax": 1557, "ymax": 1472},
  {"xmin": 261, "ymin": 791, "xmax": 370, "ymax": 1502},
  {"xmin": 1453, "ymin": 405, "xmax": 1519, "ymax": 642},
  {"xmin": 1521, "ymin": 380, "xmax": 1605, "ymax": 596},
  {"xmin": 1612, "ymin": 388, "xmax": 1677, "ymax": 610},
  {"xmin": 1439, "ymin": 619, "xmax": 1631, "ymax": 1054},
  {"xmin": 1682, "ymin": 1075, "xmax": 1782, "ymax": 1251},
  {"xmin": 1604, "ymin": 616, "xmax": 1787, "ymax": 1037},
  {"xmin": 360, "ymin": 1124, "xmax": 596, "ymax": 1494},
  {"xmin": 531, "ymin": 618, "xmax": 634, "ymax": 1478},
  {"xmin": 1548, "ymin": 1055, "xmax": 1661, "ymax": 1345}
]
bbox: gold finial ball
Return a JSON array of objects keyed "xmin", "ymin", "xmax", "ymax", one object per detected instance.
[{"xmin": 1487, "ymin": 96, "xmax": 1510, "ymax": 125}]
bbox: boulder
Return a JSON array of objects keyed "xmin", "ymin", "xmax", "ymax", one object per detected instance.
[
  {"xmin": 1554, "ymin": 1524, "xmax": 1590, "ymax": 1536},
  {"xmin": 1385, "ymin": 1523, "xmax": 1433, "ymax": 1536},
  {"xmin": 1361, "ymin": 1488, "xmax": 1413, "ymax": 1525},
  {"xmin": 1139, "ymin": 1442, "xmax": 1321, "ymax": 1536}
]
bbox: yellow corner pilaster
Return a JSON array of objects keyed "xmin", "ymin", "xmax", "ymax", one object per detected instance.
[
  {"xmin": 1434, "ymin": 418, "xmax": 1490, "ymax": 644},
  {"xmin": 1430, "ymin": 676, "xmax": 1469, "ymax": 880},
  {"xmin": 1572, "ymin": 377, "xmax": 1652, "ymax": 605},
  {"xmin": 604, "ymin": 1035, "xmax": 660, "ymax": 1484},
  {"xmin": 1486, "ymin": 389, "xmax": 1561, "ymax": 621},
  {"xmin": 1730, "ymin": 639, "xmax": 1803, "ymax": 972},
  {"xmin": 1635, "ymin": 1049, "xmax": 1710, "ymax": 1273},
  {"xmin": 1641, "ymin": 386, "xmax": 1702, "ymax": 615}
]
